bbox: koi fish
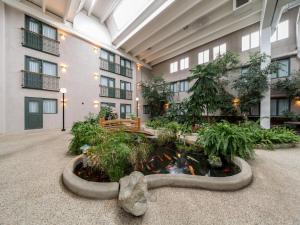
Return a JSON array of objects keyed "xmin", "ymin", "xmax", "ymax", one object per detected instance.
[{"xmin": 188, "ymin": 165, "xmax": 195, "ymax": 175}]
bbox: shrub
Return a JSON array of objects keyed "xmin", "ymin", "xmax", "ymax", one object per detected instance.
[
  {"xmin": 241, "ymin": 121, "xmax": 300, "ymax": 149},
  {"xmin": 69, "ymin": 121, "xmax": 107, "ymax": 155},
  {"xmin": 197, "ymin": 122, "xmax": 254, "ymax": 159},
  {"xmin": 145, "ymin": 117, "xmax": 170, "ymax": 129}
]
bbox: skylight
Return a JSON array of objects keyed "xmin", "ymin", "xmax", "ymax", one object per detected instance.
[{"xmin": 112, "ymin": 0, "xmax": 154, "ymax": 30}]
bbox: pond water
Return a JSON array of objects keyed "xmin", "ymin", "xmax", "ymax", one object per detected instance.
[{"xmin": 142, "ymin": 144, "xmax": 240, "ymax": 177}]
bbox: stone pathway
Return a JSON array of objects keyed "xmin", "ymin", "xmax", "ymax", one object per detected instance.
[{"xmin": 0, "ymin": 130, "xmax": 300, "ymax": 225}]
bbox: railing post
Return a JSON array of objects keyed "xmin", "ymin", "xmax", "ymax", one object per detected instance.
[{"xmin": 137, "ymin": 118, "xmax": 141, "ymax": 130}]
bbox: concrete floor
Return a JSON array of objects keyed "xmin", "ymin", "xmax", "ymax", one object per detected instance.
[{"xmin": 0, "ymin": 130, "xmax": 300, "ymax": 225}]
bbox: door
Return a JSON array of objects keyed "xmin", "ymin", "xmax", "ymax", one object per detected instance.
[
  {"xmin": 25, "ymin": 16, "xmax": 42, "ymax": 50},
  {"xmin": 120, "ymin": 81, "xmax": 126, "ymax": 99},
  {"xmin": 120, "ymin": 104, "xmax": 131, "ymax": 119},
  {"xmin": 108, "ymin": 52, "xmax": 115, "ymax": 72},
  {"xmin": 25, "ymin": 57, "xmax": 43, "ymax": 89},
  {"xmin": 108, "ymin": 78, "xmax": 115, "ymax": 98},
  {"xmin": 25, "ymin": 97, "xmax": 43, "ymax": 130}
]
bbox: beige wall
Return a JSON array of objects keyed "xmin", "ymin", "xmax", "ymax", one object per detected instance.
[
  {"xmin": 1, "ymin": 5, "xmax": 137, "ymax": 134},
  {"xmin": 0, "ymin": 2, "xmax": 5, "ymax": 134},
  {"xmin": 151, "ymin": 7, "xmax": 300, "ymax": 115}
]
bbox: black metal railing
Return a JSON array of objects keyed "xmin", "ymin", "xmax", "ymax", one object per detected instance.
[
  {"xmin": 99, "ymin": 85, "xmax": 132, "ymax": 100},
  {"xmin": 22, "ymin": 70, "xmax": 60, "ymax": 91},
  {"xmin": 100, "ymin": 58, "xmax": 133, "ymax": 78},
  {"xmin": 21, "ymin": 28, "xmax": 60, "ymax": 56}
]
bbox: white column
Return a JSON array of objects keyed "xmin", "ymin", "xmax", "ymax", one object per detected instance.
[
  {"xmin": 260, "ymin": 26, "xmax": 272, "ymax": 129},
  {"xmin": 0, "ymin": 2, "xmax": 5, "ymax": 134}
]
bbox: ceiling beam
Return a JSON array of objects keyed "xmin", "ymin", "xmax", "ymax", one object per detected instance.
[
  {"xmin": 132, "ymin": 0, "xmax": 230, "ymax": 58},
  {"xmin": 150, "ymin": 12, "xmax": 261, "ymax": 65},
  {"xmin": 63, "ymin": 0, "xmax": 82, "ymax": 22},
  {"xmin": 87, "ymin": 0, "xmax": 97, "ymax": 16},
  {"xmin": 100, "ymin": 0, "xmax": 121, "ymax": 23},
  {"xmin": 144, "ymin": 0, "xmax": 262, "ymax": 62},
  {"xmin": 112, "ymin": 0, "xmax": 171, "ymax": 46},
  {"xmin": 122, "ymin": 0, "xmax": 204, "ymax": 53},
  {"xmin": 135, "ymin": 0, "xmax": 232, "ymax": 59},
  {"xmin": 76, "ymin": 0, "xmax": 86, "ymax": 14},
  {"xmin": 42, "ymin": 0, "xmax": 47, "ymax": 13}
]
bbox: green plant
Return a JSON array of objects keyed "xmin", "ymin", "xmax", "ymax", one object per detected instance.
[
  {"xmin": 233, "ymin": 53, "xmax": 279, "ymax": 115},
  {"xmin": 208, "ymin": 155, "xmax": 222, "ymax": 168},
  {"xmin": 145, "ymin": 117, "xmax": 170, "ymax": 129},
  {"xmin": 188, "ymin": 52, "xmax": 239, "ymax": 123},
  {"xmin": 69, "ymin": 121, "xmax": 107, "ymax": 155},
  {"xmin": 273, "ymin": 74, "xmax": 300, "ymax": 98},
  {"xmin": 197, "ymin": 122, "xmax": 254, "ymax": 159},
  {"xmin": 141, "ymin": 77, "xmax": 173, "ymax": 118}
]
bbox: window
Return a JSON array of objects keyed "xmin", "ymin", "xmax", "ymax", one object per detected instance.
[
  {"xmin": 213, "ymin": 43, "xmax": 226, "ymax": 60},
  {"xmin": 250, "ymin": 104, "xmax": 260, "ymax": 116},
  {"xmin": 179, "ymin": 80, "xmax": 189, "ymax": 92},
  {"xmin": 101, "ymin": 102, "xmax": 116, "ymax": 108},
  {"xmin": 170, "ymin": 61, "xmax": 178, "ymax": 73},
  {"xmin": 169, "ymin": 82, "xmax": 177, "ymax": 93},
  {"xmin": 242, "ymin": 31, "xmax": 259, "ymax": 51},
  {"xmin": 241, "ymin": 66, "xmax": 249, "ymax": 76},
  {"xmin": 198, "ymin": 50, "xmax": 209, "ymax": 64},
  {"xmin": 271, "ymin": 20, "xmax": 289, "ymax": 42},
  {"xmin": 24, "ymin": 16, "xmax": 59, "ymax": 56},
  {"xmin": 180, "ymin": 57, "xmax": 189, "ymax": 70},
  {"xmin": 143, "ymin": 105, "xmax": 150, "ymax": 114},
  {"xmin": 25, "ymin": 56, "xmax": 58, "ymax": 76},
  {"xmin": 29, "ymin": 101, "xmax": 39, "ymax": 113},
  {"xmin": 43, "ymin": 99, "xmax": 57, "ymax": 114},
  {"xmin": 120, "ymin": 104, "xmax": 132, "ymax": 119},
  {"xmin": 271, "ymin": 98, "xmax": 289, "ymax": 116},
  {"xmin": 234, "ymin": 0, "xmax": 250, "ymax": 9},
  {"xmin": 272, "ymin": 58, "xmax": 289, "ymax": 78}
]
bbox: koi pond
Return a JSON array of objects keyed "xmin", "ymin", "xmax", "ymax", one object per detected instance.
[{"xmin": 74, "ymin": 137, "xmax": 241, "ymax": 182}]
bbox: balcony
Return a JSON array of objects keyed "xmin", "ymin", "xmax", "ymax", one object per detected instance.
[
  {"xmin": 99, "ymin": 85, "xmax": 132, "ymax": 100},
  {"xmin": 22, "ymin": 71, "xmax": 60, "ymax": 91},
  {"xmin": 100, "ymin": 58, "xmax": 133, "ymax": 78},
  {"xmin": 21, "ymin": 28, "xmax": 60, "ymax": 56}
]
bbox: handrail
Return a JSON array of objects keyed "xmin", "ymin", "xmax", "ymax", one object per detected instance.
[
  {"xmin": 21, "ymin": 70, "xmax": 60, "ymax": 91},
  {"xmin": 99, "ymin": 118, "xmax": 141, "ymax": 131},
  {"xmin": 100, "ymin": 58, "xmax": 133, "ymax": 78},
  {"xmin": 99, "ymin": 85, "xmax": 132, "ymax": 100}
]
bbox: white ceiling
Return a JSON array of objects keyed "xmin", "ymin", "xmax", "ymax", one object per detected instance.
[{"xmin": 22, "ymin": 0, "xmax": 298, "ymax": 66}]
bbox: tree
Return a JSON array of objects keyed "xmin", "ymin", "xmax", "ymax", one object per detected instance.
[
  {"xmin": 233, "ymin": 53, "xmax": 279, "ymax": 115},
  {"xmin": 141, "ymin": 77, "xmax": 173, "ymax": 118},
  {"xmin": 274, "ymin": 75, "xmax": 300, "ymax": 98},
  {"xmin": 187, "ymin": 52, "xmax": 239, "ymax": 123}
]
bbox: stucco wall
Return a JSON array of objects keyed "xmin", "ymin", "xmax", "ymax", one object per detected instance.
[
  {"xmin": 0, "ymin": 2, "xmax": 5, "ymax": 134},
  {"xmin": 3, "ymin": 5, "xmax": 136, "ymax": 133}
]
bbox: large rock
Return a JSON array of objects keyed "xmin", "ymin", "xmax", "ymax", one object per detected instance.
[{"xmin": 118, "ymin": 171, "xmax": 148, "ymax": 216}]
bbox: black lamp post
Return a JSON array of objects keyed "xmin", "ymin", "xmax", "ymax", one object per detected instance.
[
  {"xmin": 60, "ymin": 88, "xmax": 67, "ymax": 131},
  {"xmin": 135, "ymin": 97, "xmax": 139, "ymax": 117}
]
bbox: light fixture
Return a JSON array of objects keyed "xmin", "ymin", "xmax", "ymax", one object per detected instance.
[
  {"xmin": 232, "ymin": 98, "xmax": 240, "ymax": 107},
  {"xmin": 294, "ymin": 97, "xmax": 300, "ymax": 106},
  {"xmin": 60, "ymin": 33, "xmax": 66, "ymax": 41},
  {"xmin": 93, "ymin": 72, "xmax": 100, "ymax": 80},
  {"xmin": 135, "ymin": 97, "xmax": 139, "ymax": 101},
  {"xmin": 136, "ymin": 63, "xmax": 142, "ymax": 71},
  {"xmin": 60, "ymin": 88, "xmax": 67, "ymax": 94},
  {"xmin": 60, "ymin": 64, "xmax": 67, "ymax": 73},
  {"xmin": 93, "ymin": 46, "xmax": 99, "ymax": 54},
  {"xmin": 93, "ymin": 100, "xmax": 100, "ymax": 108}
]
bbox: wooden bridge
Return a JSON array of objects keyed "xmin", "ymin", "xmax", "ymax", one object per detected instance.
[{"xmin": 99, "ymin": 118, "xmax": 154, "ymax": 136}]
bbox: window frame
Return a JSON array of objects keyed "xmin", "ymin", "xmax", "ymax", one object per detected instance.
[
  {"xmin": 213, "ymin": 43, "xmax": 226, "ymax": 60},
  {"xmin": 271, "ymin": 58, "xmax": 290, "ymax": 79},
  {"xmin": 271, "ymin": 20, "xmax": 289, "ymax": 43},
  {"xmin": 170, "ymin": 61, "xmax": 178, "ymax": 73},
  {"xmin": 271, "ymin": 98, "xmax": 290, "ymax": 116},
  {"xmin": 42, "ymin": 98, "xmax": 58, "ymax": 114},
  {"xmin": 25, "ymin": 56, "xmax": 58, "ymax": 77},
  {"xmin": 198, "ymin": 49, "xmax": 209, "ymax": 64},
  {"xmin": 180, "ymin": 57, "xmax": 189, "ymax": 70}
]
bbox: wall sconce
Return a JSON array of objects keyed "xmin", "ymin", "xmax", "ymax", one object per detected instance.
[
  {"xmin": 93, "ymin": 100, "xmax": 100, "ymax": 108},
  {"xmin": 93, "ymin": 72, "xmax": 100, "ymax": 80},
  {"xmin": 136, "ymin": 63, "xmax": 142, "ymax": 71},
  {"xmin": 60, "ymin": 64, "xmax": 67, "ymax": 73},
  {"xmin": 60, "ymin": 33, "xmax": 66, "ymax": 41},
  {"xmin": 93, "ymin": 46, "xmax": 99, "ymax": 54},
  {"xmin": 294, "ymin": 97, "xmax": 300, "ymax": 106},
  {"xmin": 164, "ymin": 102, "xmax": 170, "ymax": 110},
  {"xmin": 232, "ymin": 98, "xmax": 240, "ymax": 107}
]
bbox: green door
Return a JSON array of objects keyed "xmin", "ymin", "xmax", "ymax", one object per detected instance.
[
  {"xmin": 120, "ymin": 81, "xmax": 126, "ymax": 99},
  {"xmin": 120, "ymin": 58, "xmax": 126, "ymax": 76},
  {"xmin": 25, "ymin": 57, "xmax": 43, "ymax": 89},
  {"xmin": 25, "ymin": 16, "xmax": 42, "ymax": 50},
  {"xmin": 120, "ymin": 104, "xmax": 131, "ymax": 119},
  {"xmin": 108, "ymin": 78, "xmax": 115, "ymax": 98},
  {"xmin": 25, "ymin": 97, "xmax": 43, "ymax": 130},
  {"xmin": 108, "ymin": 53, "xmax": 115, "ymax": 73}
]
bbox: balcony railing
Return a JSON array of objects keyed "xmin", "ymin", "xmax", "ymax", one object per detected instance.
[
  {"xmin": 22, "ymin": 71, "xmax": 60, "ymax": 91},
  {"xmin": 99, "ymin": 85, "xmax": 132, "ymax": 100},
  {"xmin": 21, "ymin": 28, "xmax": 60, "ymax": 56},
  {"xmin": 100, "ymin": 58, "xmax": 133, "ymax": 78}
]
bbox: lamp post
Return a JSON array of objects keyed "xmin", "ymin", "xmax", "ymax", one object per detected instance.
[
  {"xmin": 135, "ymin": 97, "xmax": 139, "ymax": 118},
  {"xmin": 60, "ymin": 88, "xmax": 67, "ymax": 131}
]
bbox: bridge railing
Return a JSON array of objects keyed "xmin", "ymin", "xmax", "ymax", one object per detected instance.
[{"xmin": 99, "ymin": 118, "xmax": 141, "ymax": 131}]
